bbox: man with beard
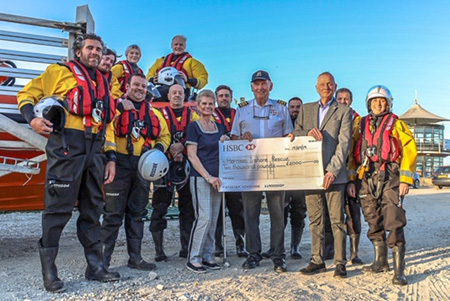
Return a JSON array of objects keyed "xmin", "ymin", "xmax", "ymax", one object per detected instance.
[
  {"xmin": 212, "ymin": 85, "xmax": 247, "ymax": 258},
  {"xmin": 261, "ymin": 96, "xmax": 307, "ymax": 260},
  {"xmin": 17, "ymin": 33, "xmax": 119, "ymax": 293},
  {"xmin": 97, "ymin": 48, "xmax": 122, "ymax": 100},
  {"xmin": 149, "ymin": 84, "xmax": 196, "ymax": 261},
  {"xmin": 101, "ymin": 74, "xmax": 170, "ymax": 272}
]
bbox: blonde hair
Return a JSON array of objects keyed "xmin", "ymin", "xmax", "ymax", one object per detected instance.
[
  {"xmin": 196, "ymin": 89, "xmax": 216, "ymax": 105},
  {"xmin": 125, "ymin": 44, "xmax": 141, "ymax": 56}
]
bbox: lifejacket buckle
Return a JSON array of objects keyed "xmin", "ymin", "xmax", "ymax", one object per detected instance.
[
  {"xmin": 92, "ymin": 100, "xmax": 104, "ymax": 123},
  {"xmin": 366, "ymin": 146, "xmax": 376, "ymax": 158},
  {"xmin": 173, "ymin": 131, "xmax": 184, "ymax": 143},
  {"xmin": 131, "ymin": 120, "xmax": 144, "ymax": 140},
  {"xmin": 131, "ymin": 126, "xmax": 141, "ymax": 140}
]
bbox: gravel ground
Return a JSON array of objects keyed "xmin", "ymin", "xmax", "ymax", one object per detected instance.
[{"xmin": 1, "ymin": 187, "xmax": 450, "ymax": 300}]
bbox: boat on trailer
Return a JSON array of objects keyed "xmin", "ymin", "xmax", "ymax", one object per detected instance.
[{"xmin": 0, "ymin": 6, "xmax": 96, "ymax": 211}]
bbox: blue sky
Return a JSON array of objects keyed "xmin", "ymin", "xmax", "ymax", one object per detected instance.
[{"xmin": 3, "ymin": 0, "xmax": 450, "ymax": 142}]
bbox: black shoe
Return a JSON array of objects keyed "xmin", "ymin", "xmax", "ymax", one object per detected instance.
[
  {"xmin": 333, "ymin": 264, "xmax": 347, "ymax": 278},
  {"xmin": 186, "ymin": 262, "xmax": 207, "ymax": 274},
  {"xmin": 242, "ymin": 255, "xmax": 261, "ymax": 270},
  {"xmin": 299, "ymin": 262, "xmax": 326, "ymax": 275},
  {"xmin": 273, "ymin": 258, "xmax": 287, "ymax": 273},
  {"xmin": 261, "ymin": 248, "xmax": 273, "ymax": 259},
  {"xmin": 236, "ymin": 245, "xmax": 249, "ymax": 258},
  {"xmin": 202, "ymin": 261, "xmax": 221, "ymax": 270},
  {"xmin": 179, "ymin": 249, "xmax": 188, "ymax": 258},
  {"xmin": 127, "ymin": 258, "xmax": 157, "ymax": 271},
  {"xmin": 351, "ymin": 256, "xmax": 364, "ymax": 265},
  {"xmin": 214, "ymin": 249, "xmax": 224, "ymax": 257},
  {"xmin": 155, "ymin": 253, "xmax": 168, "ymax": 262}
]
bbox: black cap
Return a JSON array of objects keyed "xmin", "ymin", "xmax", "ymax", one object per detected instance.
[{"xmin": 251, "ymin": 70, "xmax": 271, "ymax": 82}]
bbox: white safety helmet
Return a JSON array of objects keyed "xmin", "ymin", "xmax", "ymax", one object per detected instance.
[
  {"xmin": 366, "ymin": 85, "xmax": 393, "ymax": 113},
  {"xmin": 158, "ymin": 67, "xmax": 186, "ymax": 88},
  {"xmin": 138, "ymin": 149, "xmax": 169, "ymax": 181},
  {"xmin": 33, "ymin": 96, "xmax": 66, "ymax": 132},
  {"xmin": 147, "ymin": 82, "xmax": 161, "ymax": 99},
  {"xmin": 169, "ymin": 158, "xmax": 191, "ymax": 188}
]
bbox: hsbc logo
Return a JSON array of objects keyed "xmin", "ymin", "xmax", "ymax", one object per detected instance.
[
  {"xmin": 222, "ymin": 143, "xmax": 257, "ymax": 152},
  {"xmin": 245, "ymin": 144, "xmax": 256, "ymax": 151}
]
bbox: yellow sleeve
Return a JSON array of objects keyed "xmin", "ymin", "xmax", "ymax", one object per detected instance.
[
  {"xmin": 190, "ymin": 111, "xmax": 200, "ymax": 121},
  {"xmin": 186, "ymin": 57, "xmax": 208, "ymax": 89},
  {"xmin": 17, "ymin": 64, "xmax": 76, "ymax": 109},
  {"xmin": 110, "ymin": 74, "xmax": 123, "ymax": 100},
  {"xmin": 104, "ymin": 120, "xmax": 116, "ymax": 152},
  {"xmin": 154, "ymin": 108, "xmax": 171, "ymax": 152},
  {"xmin": 347, "ymin": 115, "xmax": 361, "ymax": 181},
  {"xmin": 111, "ymin": 64, "xmax": 125, "ymax": 80},
  {"xmin": 146, "ymin": 57, "xmax": 164, "ymax": 80},
  {"xmin": 392, "ymin": 120, "xmax": 417, "ymax": 184}
]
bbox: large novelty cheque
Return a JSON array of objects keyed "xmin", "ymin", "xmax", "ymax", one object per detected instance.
[{"xmin": 219, "ymin": 136, "xmax": 324, "ymax": 192}]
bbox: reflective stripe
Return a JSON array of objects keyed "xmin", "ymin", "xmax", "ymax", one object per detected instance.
[
  {"xmin": 104, "ymin": 142, "xmax": 116, "ymax": 148},
  {"xmin": 400, "ymin": 170, "xmax": 414, "ymax": 178}
]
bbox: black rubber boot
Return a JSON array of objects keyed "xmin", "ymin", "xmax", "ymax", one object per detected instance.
[
  {"xmin": 290, "ymin": 227, "xmax": 303, "ymax": 259},
  {"xmin": 84, "ymin": 246, "xmax": 120, "ymax": 282},
  {"xmin": 127, "ymin": 238, "xmax": 156, "ymax": 271},
  {"xmin": 323, "ymin": 232, "xmax": 335, "ymax": 260},
  {"xmin": 234, "ymin": 229, "xmax": 248, "ymax": 258},
  {"xmin": 350, "ymin": 234, "xmax": 364, "ymax": 265},
  {"xmin": 102, "ymin": 241, "xmax": 115, "ymax": 270},
  {"xmin": 362, "ymin": 240, "xmax": 389, "ymax": 273},
  {"xmin": 392, "ymin": 246, "xmax": 407, "ymax": 285},
  {"xmin": 179, "ymin": 229, "xmax": 190, "ymax": 258},
  {"xmin": 152, "ymin": 231, "xmax": 167, "ymax": 262},
  {"xmin": 38, "ymin": 240, "xmax": 65, "ymax": 293}
]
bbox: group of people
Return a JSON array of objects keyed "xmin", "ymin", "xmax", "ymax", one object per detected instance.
[{"xmin": 16, "ymin": 31, "xmax": 417, "ymax": 293}]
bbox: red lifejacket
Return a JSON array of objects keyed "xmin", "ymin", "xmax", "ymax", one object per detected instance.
[
  {"xmin": 161, "ymin": 106, "xmax": 191, "ymax": 145},
  {"xmin": 116, "ymin": 60, "xmax": 143, "ymax": 93},
  {"xmin": 159, "ymin": 52, "xmax": 192, "ymax": 78},
  {"xmin": 354, "ymin": 113, "xmax": 400, "ymax": 165},
  {"xmin": 352, "ymin": 110, "xmax": 360, "ymax": 121},
  {"xmin": 115, "ymin": 98, "xmax": 161, "ymax": 154},
  {"xmin": 65, "ymin": 60, "xmax": 115, "ymax": 129},
  {"xmin": 103, "ymin": 71, "xmax": 112, "ymax": 87},
  {"xmin": 212, "ymin": 107, "xmax": 235, "ymax": 133}
]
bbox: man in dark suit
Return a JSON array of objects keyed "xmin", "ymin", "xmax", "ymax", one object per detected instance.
[{"xmin": 293, "ymin": 72, "xmax": 352, "ymax": 278}]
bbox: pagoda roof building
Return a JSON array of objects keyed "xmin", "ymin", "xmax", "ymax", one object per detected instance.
[{"xmin": 400, "ymin": 98, "xmax": 450, "ymax": 125}]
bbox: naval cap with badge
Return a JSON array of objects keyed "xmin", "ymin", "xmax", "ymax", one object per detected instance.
[{"xmin": 251, "ymin": 70, "xmax": 271, "ymax": 82}]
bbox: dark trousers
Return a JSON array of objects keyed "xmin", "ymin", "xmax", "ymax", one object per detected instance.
[
  {"xmin": 242, "ymin": 191, "xmax": 285, "ymax": 259},
  {"xmin": 150, "ymin": 180, "xmax": 194, "ymax": 247},
  {"xmin": 216, "ymin": 192, "xmax": 245, "ymax": 235},
  {"xmin": 41, "ymin": 129, "xmax": 105, "ymax": 249},
  {"xmin": 305, "ymin": 185, "xmax": 347, "ymax": 265},
  {"xmin": 324, "ymin": 193, "xmax": 362, "ymax": 238},
  {"xmin": 101, "ymin": 154, "xmax": 150, "ymax": 252},
  {"xmin": 284, "ymin": 190, "xmax": 307, "ymax": 229},
  {"xmin": 358, "ymin": 163, "xmax": 407, "ymax": 247}
]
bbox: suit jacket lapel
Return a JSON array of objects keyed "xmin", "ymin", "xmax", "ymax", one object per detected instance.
[
  {"xmin": 313, "ymin": 101, "xmax": 319, "ymax": 129},
  {"xmin": 320, "ymin": 101, "xmax": 339, "ymax": 130}
]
